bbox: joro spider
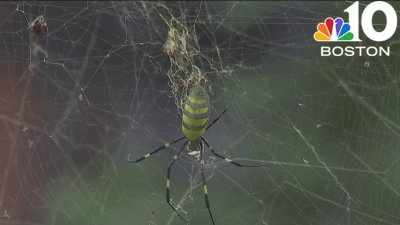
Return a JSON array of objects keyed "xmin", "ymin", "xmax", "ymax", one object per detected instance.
[{"xmin": 129, "ymin": 85, "xmax": 266, "ymax": 225}]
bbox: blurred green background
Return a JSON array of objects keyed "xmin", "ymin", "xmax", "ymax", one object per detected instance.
[{"xmin": 0, "ymin": 1, "xmax": 399, "ymax": 225}]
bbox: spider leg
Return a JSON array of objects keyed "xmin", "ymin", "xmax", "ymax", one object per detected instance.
[
  {"xmin": 166, "ymin": 141, "xmax": 189, "ymax": 222},
  {"xmin": 206, "ymin": 109, "xmax": 227, "ymax": 130},
  {"xmin": 200, "ymin": 141, "xmax": 216, "ymax": 225},
  {"xmin": 202, "ymin": 137, "xmax": 268, "ymax": 168},
  {"xmin": 128, "ymin": 136, "xmax": 185, "ymax": 163}
]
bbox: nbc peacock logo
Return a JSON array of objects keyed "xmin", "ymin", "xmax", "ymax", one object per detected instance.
[
  {"xmin": 314, "ymin": 17, "xmax": 353, "ymax": 42},
  {"xmin": 314, "ymin": 1, "xmax": 397, "ymax": 56}
]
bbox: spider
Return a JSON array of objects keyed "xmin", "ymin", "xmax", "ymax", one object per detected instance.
[
  {"xmin": 129, "ymin": 85, "xmax": 266, "ymax": 225},
  {"xmin": 27, "ymin": 15, "xmax": 48, "ymax": 37}
]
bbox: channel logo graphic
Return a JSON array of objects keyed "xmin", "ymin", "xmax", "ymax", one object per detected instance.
[
  {"xmin": 315, "ymin": 1, "xmax": 397, "ymax": 57},
  {"xmin": 314, "ymin": 17, "xmax": 353, "ymax": 41}
]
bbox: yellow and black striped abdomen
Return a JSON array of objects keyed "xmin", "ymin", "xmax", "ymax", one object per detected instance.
[{"xmin": 182, "ymin": 86, "xmax": 210, "ymax": 141}]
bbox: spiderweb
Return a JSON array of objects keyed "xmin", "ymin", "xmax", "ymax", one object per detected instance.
[{"xmin": 0, "ymin": 1, "xmax": 400, "ymax": 225}]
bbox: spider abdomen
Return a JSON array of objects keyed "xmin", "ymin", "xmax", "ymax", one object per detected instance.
[{"xmin": 182, "ymin": 86, "xmax": 210, "ymax": 142}]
